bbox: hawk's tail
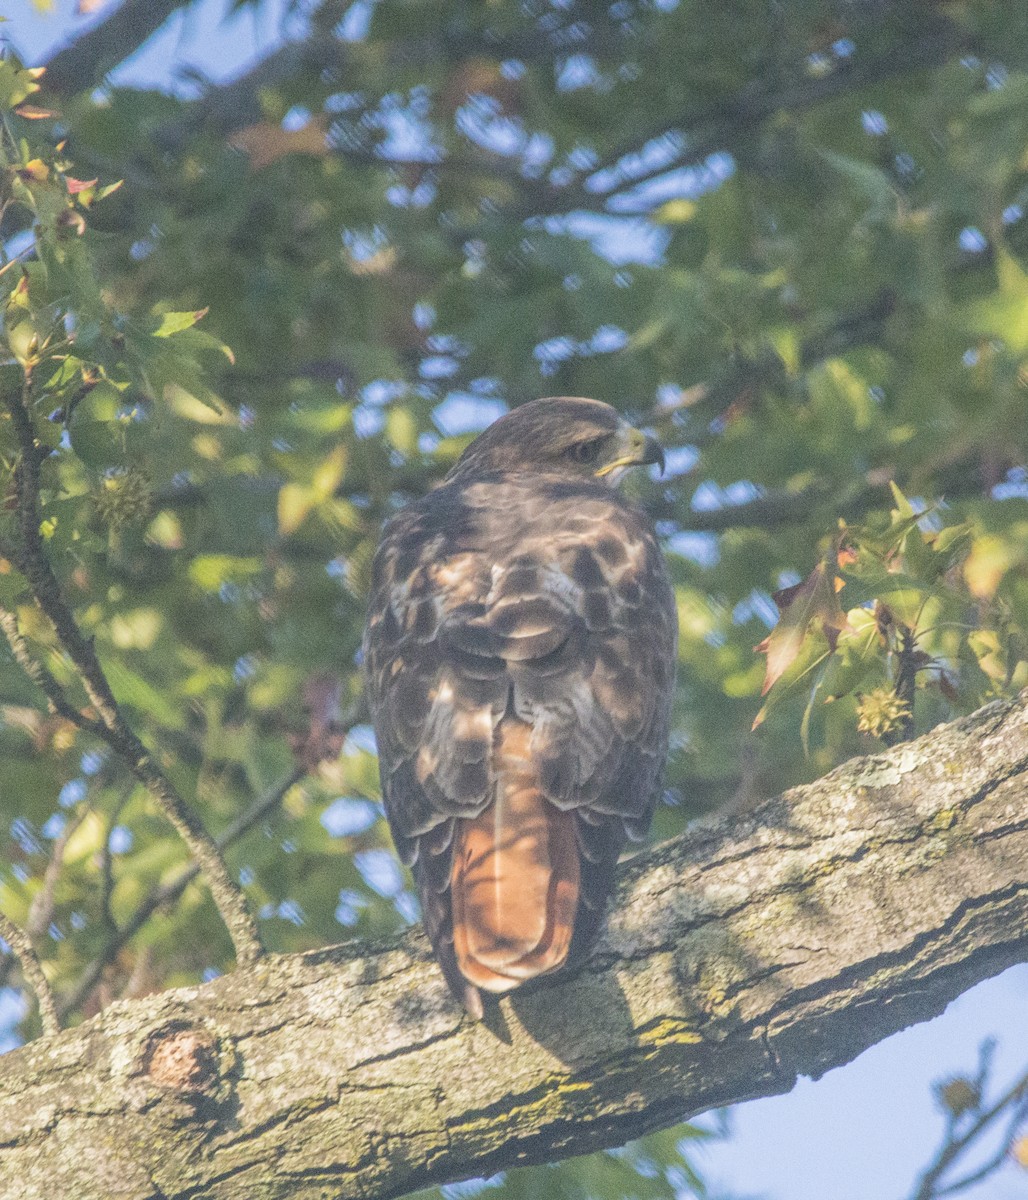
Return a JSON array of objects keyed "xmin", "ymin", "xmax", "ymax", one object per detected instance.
[{"xmin": 450, "ymin": 718, "xmax": 580, "ymax": 996}]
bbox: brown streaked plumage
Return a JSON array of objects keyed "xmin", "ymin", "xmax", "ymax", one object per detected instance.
[{"xmin": 363, "ymin": 397, "xmax": 677, "ymax": 1016}]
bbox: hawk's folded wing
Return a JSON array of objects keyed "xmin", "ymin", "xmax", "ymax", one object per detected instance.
[{"xmin": 364, "ymin": 478, "xmax": 676, "ymax": 1011}]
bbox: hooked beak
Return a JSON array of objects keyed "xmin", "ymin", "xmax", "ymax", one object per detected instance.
[
  {"xmin": 595, "ymin": 425, "xmax": 666, "ymax": 479},
  {"xmin": 638, "ymin": 432, "xmax": 666, "ymax": 476}
]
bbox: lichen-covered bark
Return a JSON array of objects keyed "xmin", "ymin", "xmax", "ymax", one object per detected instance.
[{"xmin": 2, "ymin": 694, "xmax": 1027, "ymax": 1200}]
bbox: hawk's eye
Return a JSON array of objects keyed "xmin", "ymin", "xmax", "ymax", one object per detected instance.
[{"xmin": 566, "ymin": 438, "xmax": 604, "ymax": 464}]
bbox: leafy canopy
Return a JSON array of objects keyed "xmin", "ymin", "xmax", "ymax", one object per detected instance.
[{"xmin": 1, "ymin": 2, "xmax": 1027, "ymax": 1194}]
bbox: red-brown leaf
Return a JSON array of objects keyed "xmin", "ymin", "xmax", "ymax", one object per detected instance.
[
  {"xmin": 288, "ymin": 674, "xmax": 347, "ymax": 770},
  {"xmin": 758, "ymin": 558, "xmax": 846, "ymax": 695}
]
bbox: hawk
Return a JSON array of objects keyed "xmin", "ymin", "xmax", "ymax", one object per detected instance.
[{"xmin": 363, "ymin": 397, "xmax": 677, "ymax": 1016}]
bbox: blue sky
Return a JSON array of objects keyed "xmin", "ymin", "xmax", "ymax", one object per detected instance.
[
  {"xmin": 1, "ymin": 4, "xmax": 1026, "ymax": 1198},
  {"xmin": 2, "ymin": 0, "xmax": 299, "ymax": 89}
]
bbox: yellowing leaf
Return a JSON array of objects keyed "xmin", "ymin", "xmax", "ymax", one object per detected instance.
[
  {"xmin": 963, "ymin": 534, "xmax": 1011, "ymax": 599},
  {"xmin": 386, "ymin": 406, "xmax": 418, "ymax": 455},
  {"xmin": 146, "ymin": 510, "xmax": 183, "ymax": 550},
  {"xmin": 188, "ymin": 555, "xmax": 263, "ymax": 593},
  {"xmin": 967, "ymin": 629, "xmax": 1006, "ymax": 682},
  {"xmin": 62, "ymin": 812, "xmax": 105, "ymax": 865},
  {"xmin": 312, "ymin": 444, "xmax": 348, "ymax": 500},
  {"xmin": 278, "ymin": 483, "xmax": 314, "ymax": 535},
  {"xmin": 20, "ymin": 158, "xmax": 49, "ymax": 181},
  {"xmin": 655, "ymin": 199, "xmax": 697, "ymax": 224},
  {"xmin": 110, "ymin": 609, "xmax": 162, "ymax": 651}
]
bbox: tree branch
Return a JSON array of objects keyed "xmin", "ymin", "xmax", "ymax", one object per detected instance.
[
  {"xmin": 0, "ymin": 803, "xmax": 89, "ymax": 995},
  {"xmin": 441, "ymin": 18, "xmax": 975, "ymax": 228},
  {"xmin": 1, "ymin": 691, "xmax": 1025, "ymax": 1198},
  {"xmin": 3, "ymin": 379, "xmax": 263, "ymax": 968},
  {"xmin": 0, "ymin": 913, "xmax": 59, "ymax": 1038},
  {"xmin": 558, "ymin": 24, "xmax": 971, "ymax": 215},
  {"xmin": 40, "ymin": 0, "xmax": 193, "ymax": 97},
  {"xmin": 0, "ymin": 605, "xmax": 106, "ymax": 737},
  {"xmin": 54, "ymin": 694, "xmax": 364, "ymax": 1018},
  {"xmin": 155, "ymin": 11, "xmax": 636, "ymax": 149}
]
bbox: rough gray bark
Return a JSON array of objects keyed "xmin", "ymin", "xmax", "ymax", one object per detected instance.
[{"xmin": 2, "ymin": 693, "xmax": 1026, "ymax": 1200}]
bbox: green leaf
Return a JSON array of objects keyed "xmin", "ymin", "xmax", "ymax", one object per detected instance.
[
  {"xmin": 188, "ymin": 555, "xmax": 263, "ymax": 592},
  {"xmin": 824, "ymin": 609, "xmax": 883, "ymax": 701},
  {"xmin": 104, "ymin": 661, "xmax": 185, "ymax": 729},
  {"xmin": 69, "ymin": 420, "xmax": 122, "ymax": 468},
  {"xmin": 889, "ymin": 481, "xmax": 916, "ymax": 521},
  {"xmin": 0, "ymin": 61, "xmax": 42, "ymax": 111},
  {"xmin": 152, "ymin": 308, "xmax": 209, "ymax": 337}
]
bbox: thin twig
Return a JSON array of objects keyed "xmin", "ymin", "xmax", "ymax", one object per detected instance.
[
  {"xmin": 3, "ymin": 375, "xmax": 263, "ymax": 967},
  {"xmin": 0, "ymin": 606, "xmax": 106, "ymax": 737},
  {"xmin": 537, "ymin": 24, "xmax": 971, "ymax": 219},
  {"xmin": 26, "ymin": 805, "xmax": 89, "ymax": 943},
  {"xmin": 935, "ymin": 1098, "xmax": 1028, "ymax": 1196},
  {"xmin": 0, "ymin": 912, "xmax": 60, "ymax": 1037},
  {"xmin": 0, "ymin": 800, "xmax": 88, "ymax": 997},
  {"xmin": 58, "ymin": 690, "xmax": 365, "ymax": 1017},
  {"xmin": 0, "ymin": 245, "xmax": 35, "ymax": 279},
  {"xmin": 908, "ymin": 1067, "xmax": 1028, "ymax": 1200},
  {"xmin": 98, "ymin": 787, "xmax": 132, "ymax": 943},
  {"xmin": 58, "ymin": 761, "xmax": 309, "ymax": 1018}
]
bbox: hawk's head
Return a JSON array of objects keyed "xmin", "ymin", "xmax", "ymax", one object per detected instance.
[{"xmin": 447, "ymin": 396, "xmax": 665, "ymax": 484}]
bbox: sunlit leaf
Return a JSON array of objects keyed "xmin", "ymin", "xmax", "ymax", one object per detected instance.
[
  {"xmin": 152, "ymin": 308, "xmax": 210, "ymax": 338},
  {"xmin": 278, "ymin": 482, "xmax": 314, "ymax": 535}
]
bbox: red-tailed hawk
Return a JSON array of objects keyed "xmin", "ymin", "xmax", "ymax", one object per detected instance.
[{"xmin": 364, "ymin": 397, "xmax": 677, "ymax": 1016}]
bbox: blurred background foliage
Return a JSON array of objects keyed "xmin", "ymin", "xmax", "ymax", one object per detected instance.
[{"xmin": 1, "ymin": 0, "xmax": 1027, "ymax": 1196}]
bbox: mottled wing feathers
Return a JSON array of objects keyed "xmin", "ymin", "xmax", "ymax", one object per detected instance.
[{"xmin": 363, "ymin": 473, "xmax": 676, "ymax": 1004}]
